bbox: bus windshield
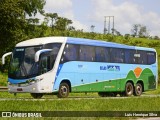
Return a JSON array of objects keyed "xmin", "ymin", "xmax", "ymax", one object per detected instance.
[
  {"xmin": 9, "ymin": 43, "xmax": 62, "ymax": 79},
  {"xmin": 9, "ymin": 46, "xmax": 42, "ymax": 79}
]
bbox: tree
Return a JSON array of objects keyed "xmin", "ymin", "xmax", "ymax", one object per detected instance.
[
  {"xmin": 0, "ymin": 0, "xmax": 46, "ymax": 56},
  {"xmin": 154, "ymin": 36, "xmax": 160, "ymax": 40},
  {"xmin": 26, "ymin": 18, "xmax": 39, "ymax": 25},
  {"xmin": 20, "ymin": 0, "xmax": 46, "ymax": 17},
  {"xmin": 138, "ymin": 25, "xmax": 149, "ymax": 38},
  {"xmin": 0, "ymin": 0, "xmax": 25, "ymax": 56},
  {"xmin": 131, "ymin": 24, "xmax": 139, "ymax": 37},
  {"xmin": 45, "ymin": 13, "xmax": 58, "ymax": 29},
  {"xmin": 55, "ymin": 17, "xmax": 73, "ymax": 31},
  {"xmin": 113, "ymin": 29, "xmax": 121, "ymax": 36},
  {"xmin": 131, "ymin": 24, "xmax": 149, "ymax": 38}
]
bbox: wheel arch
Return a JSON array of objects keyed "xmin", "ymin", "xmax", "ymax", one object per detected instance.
[
  {"xmin": 126, "ymin": 80, "xmax": 134, "ymax": 86},
  {"xmin": 60, "ymin": 79, "xmax": 71, "ymax": 92}
]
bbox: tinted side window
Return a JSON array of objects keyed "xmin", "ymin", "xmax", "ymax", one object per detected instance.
[
  {"xmin": 44, "ymin": 43, "xmax": 62, "ymax": 49},
  {"xmin": 130, "ymin": 50, "xmax": 137, "ymax": 64},
  {"xmin": 80, "ymin": 45, "xmax": 95, "ymax": 61},
  {"xmin": 110, "ymin": 48, "xmax": 124, "ymax": 63},
  {"xmin": 137, "ymin": 51, "xmax": 147, "ymax": 64},
  {"xmin": 61, "ymin": 44, "xmax": 79, "ymax": 62},
  {"xmin": 95, "ymin": 47, "xmax": 110, "ymax": 62},
  {"xmin": 125, "ymin": 49, "xmax": 131, "ymax": 64},
  {"xmin": 147, "ymin": 52, "xmax": 156, "ymax": 64}
]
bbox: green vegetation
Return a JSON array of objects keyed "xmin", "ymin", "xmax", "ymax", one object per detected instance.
[
  {"xmin": 0, "ymin": 72, "xmax": 8, "ymax": 86},
  {"xmin": 0, "ymin": 92, "xmax": 159, "ymax": 120},
  {"xmin": 0, "ymin": 96, "xmax": 160, "ymax": 111}
]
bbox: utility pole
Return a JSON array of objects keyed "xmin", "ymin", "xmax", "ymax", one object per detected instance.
[
  {"xmin": 91, "ymin": 25, "xmax": 95, "ymax": 33},
  {"xmin": 108, "ymin": 16, "xmax": 110, "ymax": 34},
  {"xmin": 104, "ymin": 16, "xmax": 114, "ymax": 34},
  {"xmin": 104, "ymin": 16, "xmax": 107, "ymax": 34},
  {"xmin": 112, "ymin": 16, "xmax": 114, "ymax": 34}
]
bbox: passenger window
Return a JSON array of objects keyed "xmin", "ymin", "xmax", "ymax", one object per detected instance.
[
  {"xmin": 95, "ymin": 47, "xmax": 110, "ymax": 62},
  {"xmin": 110, "ymin": 48, "xmax": 124, "ymax": 63},
  {"xmin": 138, "ymin": 51, "xmax": 147, "ymax": 64},
  {"xmin": 130, "ymin": 50, "xmax": 137, "ymax": 64},
  {"xmin": 79, "ymin": 45, "xmax": 95, "ymax": 61},
  {"xmin": 125, "ymin": 49, "xmax": 131, "ymax": 64},
  {"xmin": 147, "ymin": 52, "xmax": 156, "ymax": 64},
  {"xmin": 61, "ymin": 44, "xmax": 79, "ymax": 62}
]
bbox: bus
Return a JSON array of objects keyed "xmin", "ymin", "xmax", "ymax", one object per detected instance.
[{"xmin": 2, "ymin": 37, "xmax": 158, "ymax": 98}]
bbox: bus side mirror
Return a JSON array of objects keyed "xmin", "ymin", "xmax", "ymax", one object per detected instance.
[
  {"xmin": 2, "ymin": 52, "xmax": 12, "ymax": 64},
  {"xmin": 35, "ymin": 49, "xmax": 52, "ymax": 62}
]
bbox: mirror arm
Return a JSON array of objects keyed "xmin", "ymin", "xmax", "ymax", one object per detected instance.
[
  {"xmin": 35, "ymin": 49, "xmax": 52, "ymax": 62},
  {"xmin": 2, "ymin": 52, "xmax": 12, "ymax": 64}
]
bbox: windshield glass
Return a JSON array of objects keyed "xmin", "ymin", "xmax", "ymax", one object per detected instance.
[
  {"xmin": 9, "ymin": 46, "xmax": 42, "ymax": 79},
  {"xmin": 9, "ymin": 43, "xmax": 62, "ymax": 79}
]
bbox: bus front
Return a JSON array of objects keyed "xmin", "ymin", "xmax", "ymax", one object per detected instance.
[{"xmin": 2, "ymin": 38, "xmax": 64, "ymax": 98}]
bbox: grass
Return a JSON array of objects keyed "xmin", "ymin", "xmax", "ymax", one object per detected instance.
[
  {"xmin": 0, "ymin": 96, "xmax": 160, "ymax": 111},
  {"xmin": 0, "ymin": 93, "xmax": 160, "ymax": 119},
  {"xmin": 0, "ymin": 72, "xmax": 7, "ymax": 86},
  {"xmin": 1, "ymin": 72, "xmax": 160, "ymax": 119}
]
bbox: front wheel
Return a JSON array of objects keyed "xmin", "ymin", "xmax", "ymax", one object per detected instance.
[
  {"xmin": 134, "ymin": 83, "xmax": 143, "ymax": 96},
  {"xmin": 57, "ymin": 82, "xmax": 69, "ymax": 98},
  {"xmin": 31, "ymin": 93, "xmax": 43, "ymax": 99},
  {"xmin": 125, "ymin": 82, "xmax": 134, "ymax": 96}
]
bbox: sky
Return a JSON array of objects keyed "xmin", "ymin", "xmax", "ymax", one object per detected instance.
[{"xmin": 38, "ymin": 0, "xmax": 160, "ymax": 37}]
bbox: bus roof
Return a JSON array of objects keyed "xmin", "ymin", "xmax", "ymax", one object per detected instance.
[
  {"xmin": 16, "ymin": 36, "xmax": 155, "ymax": 52},
  {"xmin": 67, "ymin": 37, "xmax": 156, "ymax": 52},
  {"xmin": 16, "ymin": 37, "xmax": 67, "ymax": 47}
]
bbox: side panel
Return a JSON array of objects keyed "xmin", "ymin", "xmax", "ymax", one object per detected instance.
[{"xmin": 53, "ymin": 61, "xmax": 157, "ymax": 93}]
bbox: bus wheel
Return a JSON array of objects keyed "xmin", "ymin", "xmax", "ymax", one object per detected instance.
[
  {"xmin": 134, "ymin": 83, "xmax": 142, "ymax": 96},
  {"xmin": 58, "ymin": 82, "xmax": 69, "ymax": 98},
  {"xmin": 125, "ymin": 82, "xmax": 133, "ymax": 96},
  {"xmin": 30, "ymin": 93, "xmax": 43, "ymax": 99}
]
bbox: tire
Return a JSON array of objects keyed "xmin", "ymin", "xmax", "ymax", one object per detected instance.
[
  {"xmin": 58, "ymin": 82, "xmax": 69, "ymax": 98},
  {"xmin": 30, "ymin": 93, "xmax": 43, "ymax": 99},
  {"xmin": 134, "ymin": 83, "xmax": 143, "ymax": 96},
  {"xmin": 125, "ymin": 82, "xmax": 134, "ymax": 96}
]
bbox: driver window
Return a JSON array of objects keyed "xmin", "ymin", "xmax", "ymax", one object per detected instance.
[{"xmin": 40, "ymin": 56, "xmax": 50, "ymax": 74}]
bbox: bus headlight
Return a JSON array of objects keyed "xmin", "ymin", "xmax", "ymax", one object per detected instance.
[
  {"xmin": 31, "ymin": 81, "xmax": 36, "ymax": 84},
  {"xmin": 32, "ymin": 88, "xmax": 36, "ymax": 91}
]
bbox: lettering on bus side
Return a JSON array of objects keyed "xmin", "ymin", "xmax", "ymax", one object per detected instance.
[
  {"xmin": 78, "ymin": 65, "xmax": 83, "ymax": 68},
  {"xmin": 100, "ymin": 65, "xmax": 120, "ymax": 71}
]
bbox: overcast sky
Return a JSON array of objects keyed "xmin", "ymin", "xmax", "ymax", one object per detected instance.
[{"xmin": 39, "ymin": 0, "xmax": 160, "ymax": 37}]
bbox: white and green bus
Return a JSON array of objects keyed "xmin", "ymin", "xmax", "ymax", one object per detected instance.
[{"xmin": 2, "ymin": 37, "xmax": 158, "ymax": 98}]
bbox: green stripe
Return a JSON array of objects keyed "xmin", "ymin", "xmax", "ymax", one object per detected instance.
[{"xmin": 71, "ymin": 68, "xmax": 156, "ymax": 92}]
